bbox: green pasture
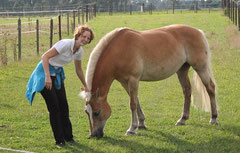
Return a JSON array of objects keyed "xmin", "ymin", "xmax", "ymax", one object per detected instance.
[{"xmin": 0, "ymin": 10, "xmax": 240, "ymax": 153}]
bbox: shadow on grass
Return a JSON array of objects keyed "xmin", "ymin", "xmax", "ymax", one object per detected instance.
[
  {"xmin": 101, "ymin": 136, "xmax": 171, "ymax": 152},
  {"xmin": 190, "ymin": 122, "xmax": 240, "ymax": 137},
  {"xmin": 140, "ymin": 127, "xmax": 240, "ymax": 152},
  {"xmin": 0, "ymin": 103, "xmax": 15, "ymax": 109},
  {"xmin": 63, "ymin": 141, "xmax": 101, "ymax": 153},
  {"xmin": 220, "ymin": 124, "xmax": 240, "ymax": 137}
]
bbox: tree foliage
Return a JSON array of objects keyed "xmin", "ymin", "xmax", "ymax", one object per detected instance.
[{"xmin": 0, "ymin": 0, "xmax": 221, "ymax": 12}]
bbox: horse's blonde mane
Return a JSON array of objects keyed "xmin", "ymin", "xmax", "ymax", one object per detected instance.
[{"xmin": 86, "ymin": 27, "xmax": 127, "ymax": 91}]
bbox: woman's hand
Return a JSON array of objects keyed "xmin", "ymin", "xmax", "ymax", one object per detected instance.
[
  {"xmin": 45, "ymin": 76, "xmax": 52, "ymax": 90},
  {"xmin": 42, "ymin": 47, "xmax": 59, "ymax": 90},
  {"xmin": 81, "ymin": 87, "xmax": 89, "ymax": 92}
]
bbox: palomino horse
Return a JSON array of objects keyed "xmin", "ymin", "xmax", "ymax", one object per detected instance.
[{"xmin": 81, "ymin": 24, "xmax": 218, "ymax": 138}]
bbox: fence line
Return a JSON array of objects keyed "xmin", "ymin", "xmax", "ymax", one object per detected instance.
[
  {"xmin": 0, "ymin": 3, "xmax": 97, "ymax": 66},
  {"xmin": 222, "ymin": 0, "xmax": 240, "ymax": 30},
  {"xmin": 0, "ymin": 30, "xmax": 50, "ymax": 36},
  {"xmin": 0, "ymin": 9, "xmax": 78, "ymax": 15},
  {"xmin": 0, "ymin": 16, "xmax": 59, "ymax": 26},
  {"xmin": 0, "ymin": 2, "xmax": 223, "ymax": 66}
]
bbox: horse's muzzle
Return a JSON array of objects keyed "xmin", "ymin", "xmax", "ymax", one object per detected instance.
[{"xmin": 91, "ymin": 127, "xmax": 104, "ymax": 138}]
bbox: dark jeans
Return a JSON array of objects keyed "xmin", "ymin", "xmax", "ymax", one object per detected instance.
[{"xmin": 40, "ymin": 76, "xmax": 73, "ymax": 144}]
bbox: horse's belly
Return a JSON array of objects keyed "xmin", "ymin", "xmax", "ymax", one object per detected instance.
[
  {"xmin": 140, "ymin": 69, "xmax": 175, "ymax": 81},
  {"xmin": 140, "ymin": 62, "xmax": 183, "ymax": 81}
]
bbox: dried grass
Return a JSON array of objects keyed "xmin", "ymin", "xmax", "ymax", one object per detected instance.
[
  {"xmin": 0, "ymin": 33, "xmax": 8, "ymax": 66},
  {"xmin": 225, "ymin": 26, "xmax": 240, "ymax": 49}
]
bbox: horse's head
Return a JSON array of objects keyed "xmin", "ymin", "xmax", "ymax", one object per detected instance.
[{"xmin": 81, "ymin": 91, "xmax": 111, "ymax": 138}]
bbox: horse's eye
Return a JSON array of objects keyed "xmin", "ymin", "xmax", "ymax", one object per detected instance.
[{"xmin": 93, "ymin": 109, "xmax": 101, "ymax": 117}]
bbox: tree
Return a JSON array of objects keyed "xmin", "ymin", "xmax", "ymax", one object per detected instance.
[{"xmin": 13, "ymin": 0, "xmax": 23, "ymax": 11}]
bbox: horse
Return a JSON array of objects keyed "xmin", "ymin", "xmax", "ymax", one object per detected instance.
[{"xmin": 81, "ymin": 24, "xmax": 218, "ymax": 138}]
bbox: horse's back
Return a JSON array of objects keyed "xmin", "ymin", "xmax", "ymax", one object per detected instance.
[
  {"xmin": 140, "ymin": 25, "xmax": 207, "ymax": 81},
  {"xmin": 110, "ymin": 25, "xmax": 208, "ymax": 81}
]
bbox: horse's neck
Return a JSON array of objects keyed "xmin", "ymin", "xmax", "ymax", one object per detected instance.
[{"xmin": 91, "ymin": 66, "xmax": 114, "ymax": 100}]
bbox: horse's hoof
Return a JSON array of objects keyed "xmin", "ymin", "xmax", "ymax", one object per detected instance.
[
  {"xmin": 175, "ymin": 121, "xmax": 185, "ymax": 126},
  {"xmin": 138, "ymin": 125, "xmax": 147, "ymax": 130},
  {"xmin": 125, "ymin": 131, "xmax": 136, "ymax": 136},
  {"xmin": 209, "ymin": 120, "xmax": 219, "ymax": 125}
]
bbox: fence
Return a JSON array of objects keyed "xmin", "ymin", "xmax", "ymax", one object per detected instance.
[
  {"xmin": 222, "ymin": 0, "xmax": 240, "ymax": 30},
  {"xmin": 0, "ymin": 3, "xmax": 96, "ymax": 66},
  {"xmin": 0, "ymin": 2, "xmax": 223, "ymax": 66},
  {"xmin": 97, "ymin": 1, "xmax": 221, "ymax": 15}
]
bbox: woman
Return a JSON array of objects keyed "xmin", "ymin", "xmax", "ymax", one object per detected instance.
[{"xmin": 26, "ymin": 25, "xmax": 94, "ymax": 147}]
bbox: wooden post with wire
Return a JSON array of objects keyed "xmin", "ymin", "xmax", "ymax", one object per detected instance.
[
  {"xmin": 94, "ymin": 4, "xmax": 97, "ymax": 17},
  {"xmin": 86, "ymin": 5, "xmax": 89, "ymax": 22},
  {"xmin": 73, "ymin": 11, "xmax": 76, "ymax": 29},
  {"xmin": 238, "ymin": 2, "xmax": 240, "ymax": 31},
  {"xmin": 58, "ymin": 15, "xmax": 62, "ymax": 40},
  {"xmin": 18, "ymin": 18, "xmax": 21, "ymax": 61},
  {"xmin": 78, "ymin": 8, "xmax": 80, "ymax": 24},
  {"xmin": 130, "ymin": 4, "xmax": 132, "ymax": 15},
  {"xmin": 82, "ymin": 7, "xmax": 85, "ymax": 24},
  {"xmin": 36, "ymin": 19, "xmax": 39, "ymax": 55},
  {"xmin": 67, "ymin": 13, "xmax": 69, "ymax": 36},
  {"xmin": 50, "ymin": 18, "xmax": 53, "ymax": 48}
]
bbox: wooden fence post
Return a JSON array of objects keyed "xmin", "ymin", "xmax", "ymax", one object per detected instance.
[
  {"xmin": 231, "ymin": 0, "xmax": 234, "ymax": 21},
  {"xmin": 50, "ymin": 18, "xmax": 53, "ymax": 48},
  {"xmin": 230, "ymin": 0, "xmax": 232, "ymax": 20},
  {"xmin": 232, "ymin": 1, "xmax": 235, "ymax": 24},
  {"xmin": 227, "ymin": 0, "xmax": 230, "ymax": 18},
  {"xmin": 238, "ymin": 2, "xmax": 240, "ymax": 30},
  {"xmin": 67, "ymin": 13, "xmax": 69, "ymax": 36},
  {"xmin": 130, "ymin": 4, "xmax": 132, "ymax": 15},
  {"xmin": 149, "ymin": 3, "xmax": 152, "ymax": 15},
  {"xmin": 173, "ymin": 0, "xmax": 175, "ymax": 14},
  {"xmin": 89, "ymin": 5, "xmax": 92, "ymax": 20},
  {"xmin": 73, "ymin": 11, "xmax": 76, "ymax": 29},
  {"xmin": 196, "ymin": 1, "xmax": 198, "ymax": 13},
  {"xmin": 235, "ymin": 2, "xmax": 237, "ymax": 25},
  {"xmin": 78, "ymin": 8, "xmax": 80, "ymax": 24},
  {"xmin": 86, "ymin": 5, "xmax": 89, "ymax": 22},
  {"xmin": 82, "ymin": 7, "xmax": 85, "ymax": 24},
  {"xmin": 58, "ymin": 15, "xmax": 62, "ymax": 40},
  {"xmin": 94, "ymin": 4, "xmax": 97, "ymax": 17},
  {"xmin": 36, "ymin": 19, "xmax": 39, "ymax": 55},
  {"xmin": 109, "ymin": 3, "xmax": 113, "ymax": 15},
  {"xmin": 18, "ymin": 18, "xmax": 21, "ymax": 61}
]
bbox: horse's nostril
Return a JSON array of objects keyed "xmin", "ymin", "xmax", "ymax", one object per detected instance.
[{"xmin": 91, "ymin": 128, "xmax": 104, "ymax": 138}]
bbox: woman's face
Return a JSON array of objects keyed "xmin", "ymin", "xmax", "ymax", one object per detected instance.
[{"xmin": 77, "ymin": 31, "xmax": 91, "ymax": 46}]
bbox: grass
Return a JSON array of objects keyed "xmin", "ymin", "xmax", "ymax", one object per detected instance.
[{"xmin": 0, "ymin": 10, "xmax": 240, "ymax": 153}]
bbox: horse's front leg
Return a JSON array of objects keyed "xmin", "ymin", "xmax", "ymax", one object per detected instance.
[{"xmin": 125, "ymin": 78, "xmax": 139, "ymax": 136}]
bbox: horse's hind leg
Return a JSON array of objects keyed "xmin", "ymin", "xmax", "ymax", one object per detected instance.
[
  {"xmin": 196, "ymin": 69, "xmax": 218, "ymax": 125},
  {"xmin": 136, "ymin": 97, "xmax": 147, "ymax": 130},
  {"xmin": 176, "ymin": 63, "xmax": 191, "ymax": 126}
]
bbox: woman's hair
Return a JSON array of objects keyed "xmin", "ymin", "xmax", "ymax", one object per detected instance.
[{"xmin": 74, "ymin": 25, "xmax": 94, "ymax": 43}]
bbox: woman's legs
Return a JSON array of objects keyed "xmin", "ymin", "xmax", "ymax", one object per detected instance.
[
  {"xmin": 40, "ymin": 76, "xmax": 73, "ymax": 144},
  {"xmin": 55, "ymin": 83, "xmax": 73, "ymax": 141}
]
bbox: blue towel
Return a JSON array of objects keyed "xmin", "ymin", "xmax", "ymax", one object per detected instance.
[{"xmin": 25, "ymin": 61, "xmax": 65, "ymax": 105}]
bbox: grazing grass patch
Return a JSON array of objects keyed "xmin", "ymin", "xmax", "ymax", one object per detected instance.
[{"xmin": 0, "ymin": 10, "xmax": 240, "ymax": 153}]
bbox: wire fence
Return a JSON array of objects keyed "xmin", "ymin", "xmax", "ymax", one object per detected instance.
[
  {"xmin": 96, "ymin": 1, "xmax": 221, "ymax": 14},
  {"xmin": 0, "ymin": 3, "xmax": 96, "ymax": 66},
  {"xmin": 0, "ymin": 1, "xmax": 223, "ymax": 66},
  {"xmin": 222, "ymin": 0, "xmax": 240, "ymax": 31}
]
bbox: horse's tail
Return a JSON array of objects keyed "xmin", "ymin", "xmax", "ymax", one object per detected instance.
[
  {"xmin": 191, "ymin": 29, "xmax": 218, "ymax": 112},
  {"xmin": 191, "ymin": 71, "xmax": 210, "ymax": 112}
]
